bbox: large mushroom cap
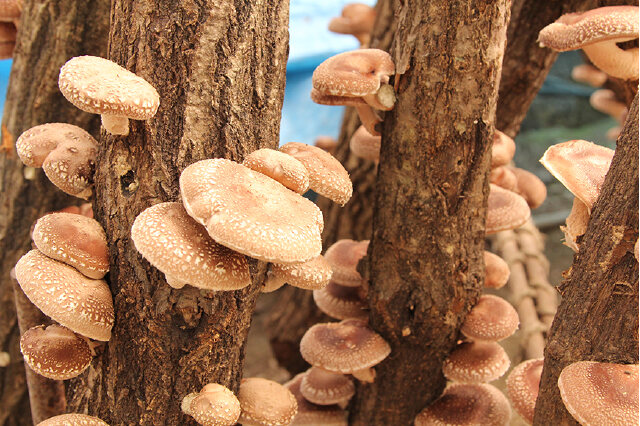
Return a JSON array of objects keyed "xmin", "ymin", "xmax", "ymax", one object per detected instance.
[
  {"xmin": 237, "ymin": 377, "xmax": 298, "ymax": 426},
  {"xmin": 460, "ymin": 295, "xmax": 519, "ymax": 342},
  {"xmin": 558, "ymin": 361, "xmax": 639, "ymax": 426},
  {"xmin": 37, "ymin": 414, "xmax": 108, "ymax": 426},
  {"xmin": 506, "ymin": 358, "xmax": 544, "ymax": 424},
  {"xmin": 131, "ymin": 202, "xmax": 250, "ymax": 290},
  {"xmin": 486, "ymin": 184, "xmax": 531, "ymax": 235},
  {"xmin": 14, "ymin": 250, "xmax": 114, "ymax": 341},
  {"xmin": 180, "ymin": 159, "xmax": 323, "ymax": 264},
  {"xmin": 243, "ymin": 148, "xmax": 310, "ymax": 194}
]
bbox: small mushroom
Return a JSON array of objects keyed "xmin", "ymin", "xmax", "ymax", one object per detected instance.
[
  {"xmin": 571, "ymin": 63, "xmax": 608, "ymax": 87},
  {"xmin": 182, "ymin": 383, "xmax": 241, "ymax": 426},
  {"xmin": 284, "ymin": 374, "xmax": 347, "ymax": 426},
  {"xmin": 313, "ymin": 280, "xmax": 368, "ymax": 320},
  {"xmin": 509, "ymin": 167, "xmax": 547, "ymax": 210},
  {"xmin": 300, "ymin": 367, "xmax": 355, "ymax": 406},
  {"xmin": 324, "ymin": 239, "xmax": 369, "ymax": 287},
  {"xmin": 486, "ymin": 184, "xmax": 531, "ymax": 235},
  {"xmin": 328, "ymin": 3, "xmax": 376, "ymax": 46},
  {"xmin": 506, "ymin": 358, "xmax": 544, "ymax": 424},
  {"xmin": 237, "ymin": 377, "xmax": 298, "ymax": 426},
  {"xmin": 484, "ymin": 251, "xmax": 510, "ymax": 289},
  {"xmin": 489, "ymin": 167, "xmax": 518, "ymax": 192},
  {"xmin": 243, "ymin": 148, "xmax": 310, "ymax": 194},
  {"xmin": 460, "ymin": 295, "xmax": 519, "ymax": 342},
  {"xmin": 314, "ymin": 136, "xmax": 338, "ymax": 154},
  {"xmin": 442, "ymin": 341, "xmax": 511, "ymax": 384},
  {"xmin": 349, "ymin": 125, "xmax": 381, "ymax": 163},
  {"xmin": 491, "ymin": 130, "xmax": 516, "ymax": 169}
]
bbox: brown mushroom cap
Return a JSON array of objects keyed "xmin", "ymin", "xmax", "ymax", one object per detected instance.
[
  {"xmin": 484, "ymin": 251, "xmax": 510, "ymax": 289},
  {"xmin": 32, "ymin": 212, "xmax": 109, "ymax": 279},
  {"xmin": 328, "ymin": 3, "xmax": 376, "ymax": 38},
  {"xmin": 324, "ymin": 239, "xmax": 368, "ymax": 287},
  {"xmin": 489, "ymin": 167, "xmax": 518, "ymax": 192},
  {"xmin": 131, "ymin": 202, "xmax": 250, "ymax": 290},
  {"xmin": 540, "ymin": 140, "xmax": 614, "ymax": 212},
  {"xmin": 0, "ymin": 21, "xmax": 16, "ymax": 42},
  {"xmin": 310, "ymin": 88, "xmax": 369, "ymax": 107},
  {"xmin": 460, "ymin": 295, "xmax": 519, "ymax": 342},
  {"xmin": 20, "ymin": 324, "xmax": 92, "ymax": 380},
  {"xmin": 313, "ymin": 280, "xmax": 368, "ymax": 320},
  {"xmin": 414, "ymin": 383, "xmax": 511, "ymax": 426},
  {"xmin": 37, "ymin": 414, "xmax": 109, "ymax": 426},
  {"xmin": 558, "ymin": 361, "xmax": 638, "ymax": 426},
  {"xmin": 491, "ymin": 130, "xmax": 516, "ymax": 168},
  {"xmin": 14, "ymin": 249, "xmax": 114, "ymax": 341},
  {"xmin": 180, "ymin": 159, "xmax": 323, "ymax": 264},
  {"xmin": 486, "ymin": 184, "xmax": 531, "ymax": 235},
  {"xmin": 314, "ymin": 136, "xmax": 338, "ymax": 154},
  {"xmin": 237, "ymin": 377, "xmax": 298, "ymax": 426},
  {"xmin": 187, "ymin": 383, "xmax": 241, "ymax": 426},
  {"xmin": 269, "ymin": 255, "xmax": 333, "ymax": 291},
  {"xmin": 300, "ymin": 367, "xmax": 355, "ymax": 406},
  {"xmin": 509, "ymin": 167, "xmax": 547, "ymax": 209},
  {"xmin": 350, "ymin": 125, "xmax": 381, "ymax": 162},
  {"xmin": 243, "ymin": 149, "xmax": 310, "ymax": 194},
  {"xmin": 589, "ymin": 89, "xmax": 628, "ymax": 124},
  {"xmin": 443, "ymin": 341, "xmax": 510, "ymax": 384},
  {"xmin": 15, "ymin": 123, "xmax": 98, "ymax": 199},
  {"xmin": 300, "ymin": 319, "xmax": 391, "ymax": 375},
  {"xmin": 571, "ymin": 63, "xmax": 608, "ymax": 87},
  {"xmin": 284, "ymin": 374, "xmax": 348, "ymax": 426},
  {"xmin": 506, "ymin": 358, "xmax": 544, "ymax": 424},
  {"xmin": 279, "ymin": 142, "xmax": 353, "ymax": 206},
  {"xmin": 0, "ymin": 0, "xmax": 21, "ymax": 22}
]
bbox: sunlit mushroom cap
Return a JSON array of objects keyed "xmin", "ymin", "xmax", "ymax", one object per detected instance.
[
  {"xmin": 506, "ymin": 358, "xmax": 544, "ymax": 424},
  {"xmin": 280, "ymin": 142, "xmax": 353, "ymax": 205},
  {"xmin": 58, "ymin": 56, "xmax": 160, "ymax": 119},
  {"xmin": 37, "ymin": 414, "xmax": 109, "ymax": 426},
  {"xmin": 20, "ymin": 324, "xmax": 92, "ymax": 380},
  {"xmin": 460, "ymin": 295, "xmax": 519, "ymax": 342},
  {"xmin": 558, "ymin": 361, "xmax": 639, "ymax": 426},
  {"xmin": 300, "ymin": 366, "xmax": 355, "ymax": 406},
  {"xmin": 491, "ymin": 130, "xmax": 516, "ymax": 168},
  {"xmin": 131, "ymin": 202, "xmax": 250, "ymax": 290},
  {"xmin": 328, "ymin": 3, "xmax": 376, "ymax": 36},
  {"xmin": 486, "ymin": 184, "xmax": 530, "ymax": 235},
  {"xmin": 16, "ymin": 123, "xmax": 98, "ymax": 199},
  {"xmin": 442, "ymin": 341, "xmax": 510, "ymax": 384},
  {"xmin": 414, "ymin": 383, "xmax": 511, "ymax": 426},
  {"xmin": 313, "ymin": 280, "xmax": 368, "ymax": 320},
  {"xmin": 284, "ymin": 374, "xmax": 348, "ymax": 426},
  {"xmin": 243, "ymin": 148, "xmax": 310, "ymax": 194},
  {"xmin": 180, "ymin": 159, "xmax": 323, "ymax": 264},
  {"xmin": 484, "ymin": 251, "xmax": 510, "ymax": 289},
  {"xmin": 350, "ymin": 125, "xmax": 381, "ymax": 162},
  {"xmin": 32, "ymin": 213, "xmax": 108, "ymax": 279},
  {"xmin": 187, "ymin": 383, "xmax": 241, "ymax": 426},
  {"xmin": 540, "ymin": 140, "xmax": 614, "ymax": 212},
  {"xmin": 14, "ymin": 250, "xmax": 114, "ymax": 341},
  {"xmin": 269, "ymin": 255, "xmax": 333, "ymax": 291},
  {"xmin": 324, "ymin": 239, "xmax": 368, "ymax": 287},
  {"xmin": 300, "ymin": 319, "xmax": 390, "ymax": 374},
  {"xmin": 509, "ymin": 167, "xmax": 547, "ymax": 209},
  {"xmin": 238, "ymin": 377, "xmax": 298, "ymax": 426}
]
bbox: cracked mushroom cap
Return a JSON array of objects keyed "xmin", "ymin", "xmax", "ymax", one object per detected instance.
[
  {"xmin": 131, "ymin": 202, "xmax": 250, "ymax": 290},
  {"xmin": 460, "ymin": 295, "xmax": 519, "ymax": 342},
  {"xmin": 491, "ymin": 130, "xmax": 516, "ymax": 168},
  {"xmin": 180, "ymin": 159, "xmax": 323, "ymax": 264},
  {"xmin": 506, "ymin": 358, "xmax": 544, "ymax": 424},
  {"xmin": 279, "ymin": 142, "xmax": 353, "ymax": 205},
  {"xmin": 300, "ymin": 367, "xmax": 355, "ymax": 406},
  {"xmin": 414, "ymin": 383, "xmax": 511, "ymax": 426},
  {"xmin": 300, "ymin": 319, "xmax": 391, "ymax": 375},
  {"xmin": 313, "ymin": 280, "xmax": 368, "ymax": 320},
  {"xmin": 442, "ymin": 341, "xmax": 510, "ymax": 384},
  {"xmin": 350, "ymin": 125, "xmax": 381, "ymax": 162},
  {"xmin": 184, "ymin": 383, "xmax": 241, "ymax": 426},
  {"xmin": 243, "ymin": 149, "xmax": 310, "ymax": 194},
  {"xmin": 16, "ymin": 123, "xmax": 98, "ymax": 199},
  {"xmin": 32, "ymin": 212, "xmax": 108, "ymax": 279},
  {"xmin": 284, "ymin": 374, "xmax": 348, "ymax": 426},
  {"xmin": 558, "ymin": 361, "xmax": 639, "ymax": 426},
  {"xmin": 484, "ymin": 251, "xmax": 510, "ymax": 289},
  {"xmin": 14, "ymin": 250, "xmax": 114, "ymax": 341},
  {"xmin": 486, "ymin": 184, "xmax": 531, "ymax": 235},
  {"xmin": 324, "ymin": 239, "xmax": 368, "ymax": 287},
  {"xmin": 268, "ymin": 255, "xmax": 333, "ymax": 291},
  {"xmin": 37, "ymin": 414, "xmax": 109, "ymax": 426},
  {"xmin": 509, "ymin": 167, "xmax": 547, "ymax": 210},
  {"xmin": 20, "ymin": 324, "xmax": 92, "ymax": 380},
  {"xmin": 540, "ymin": 140, "xmax": 614, "ymax": 212},
  {"xmin": 238, "ymin": 377, "xmax": 298, "ymax": 426}
]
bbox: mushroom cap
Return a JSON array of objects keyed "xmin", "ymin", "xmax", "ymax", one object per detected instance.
[
  {"xmin": 460, "ymin": 295, "xmax": 519, "ymax": 342},
  {"xmin": 506, "ymin": 358, "xmax": 544, "ymax": 424},
  {"xmin": 243, "ymin": 148, "xmax": 310, "ymax": 194},
  {"xmin": 16, "ymin": 123, "xmax": 98, "ymax": 199},
  {"xmin": 483, "ymin": 251, "xmax": 510, "ymax": 289},
  {"xmin": 442, "ymin": 341, "xmax": 511, "ymax": 384},
  {"xmin": 58, "ymin": 55, "xmax": 160, "ymax": 120},
  {"xmin": 312, "ymin": 49, "xmax": 395, "ymax": 98},
  {"xmin": 0, "ymin": 21, "xmax": 16, "ymax": 42},
  {"xmin": 270, "ymin": 255, "xmax": 333, "ymax": 291},
  {"xmin": 284, "ymin": 374, "xmax": 348, "ymax": 426},
  {"xmin": 0, "ymin": 0, "xmax": 21, "ymax": 21},
  {"xmin": 300, "ymin": 367, "xmax": 355, "ymax": 406},
  {"xmin": 313, "ymin": 280, "xmax": 368, "ymax": 320},
  {"xmin": 14, "ymin": 250, "xmax": 114, "ymax": 341},
  {"xmin": 540, "ymin": 140, "xmax": 614, "ymax": 211},
  {"xmin": 310, "ymin": 88, "xmax": 369, "ymax": 107},
  {"xmin": 571, "ymin": 63, "xmax": 608, "ymax": 87},
  {"xmin": 314, "ymin": 136, "xmax": 338, "ymax": 154},
  {"xmin": 486, "ymin": 184, "xmax": 531, "ymax": 235},
  {"xmin": 300, "ymin": 319, "xmax": 391, "ymax": 374},
  {"xmin": 131, "ymin": 202, "xmax": 251, "ymax": 290},
  {"xmin": 589, "ymin": 89, "xmax": 628, "ymax": 123},
  {"xmin": 188, "ymin": 383, "xmax": 241, "ymax": 426},
  {"xmin": 509, "ymin": 167, "xmax": 547, "ymax": 210},
  {"xmin": 414, "ymin": 383, "xmax": 511, "ymax": 426},
  {"xmin": 491, "ymin": 130, "xmax": 516, "ymax": 168},
  {"xmin": 32, "ymin": 212, "xmax": 109, "ymax": 279},
  {"xmin": 324, "ymin": 239, "xmax": 369, "ymax": 287},
  {"xmin": 328, "ymin": 3, "xmax": 376, "ymax": 36},
  {"xmin": 489, "ymin": 167, "xmax": 518, "ymax": 192},
  {"xmin": 279, "ymin": 142, "xmax": 353, "ymax": 206},
  {"xmin": 180, "ymin": 159, "xmax": 323, "ymax": 264},
  {"xmin": 237, "ymin": 377, "xmax": 298, "ymax": 426},
  {"xmin": 20, "ymin": 324, "xmax": 92, "ymax": 380},
  {"xmin": 350, "ymin": 125, "xmax": 381, "ymax": 162},
  {"xmin": 37, "ymin": 414, "xmax": 108, "ymax": 426},
  {"xmin": 558, "ymin": 361, "xmax": 638, "ymax": 426}
]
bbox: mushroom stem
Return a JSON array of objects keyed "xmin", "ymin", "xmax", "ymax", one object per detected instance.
[
  {"xmin": 165, "ymin": 275, "xmax": 187, "ymax": 289},
  {"xmin": 582, "ymin": 42, "xmax": 639, "ymax": 80},
  {"xmin": 363, "ymin": 84, "xmax": 396, "ymax": 111},
  {"xmin": 101, "ymin": 114, "xmax": 130, "ymax": 136},
  {"xmin": 352, "ymin": 367, "xmax": 376, "ymax": 383},
  {"xmin": 355, "ymin": 105, "xmax": 382, "ymax": 136}
]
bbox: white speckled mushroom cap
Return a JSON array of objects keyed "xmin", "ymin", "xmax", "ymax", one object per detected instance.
[
  {"xmin": 280, "ymin": 142, "xmax": 353, "ymax": 206},
  {"xmin": 20, "ymin": 324, "xmax": 92, "ymax": 381},
  {"xmin": 14, "ymin": 250, "xmax": 114, "ymax": 341},
  {"xmin": 131, "ymin": 202, "xmax": 251, "ymax": 290},
  {"xmin": 414, "ymin": 383, "xmax": 511, "ymax": 426},
  {"xmin": 16, "ymin": 123, "xmax": 98, "ymax": 199},
  {"xmin": 238, "ymin": 377, "xmax": 298, "ymax": 426},
  {"xmin": 558, "ymin": 361, "xmax": 638, "ymax": 426},
  {"xmin": 313, "ymin": 280, "xmax": 368, "ymax": 320},
  {"xmin": 540, "ymin": 140, "xmax": 614, "ymax": 212},
  {"xmin": 324, "ymin": 239, "xmax": 369, "ymax": 287},
  {"xmin": 486, "ymin": 184, "xmax": 530, "ymax": 235},
  {"xmin": 243, "ymin": 149, "xmax": 310, "ymax": 194},
  {"xmin": 37, "ymin": 414, "xmax": 109, "ymax": 426},
  {"xmin": 300, "ymin": 319, "xmax": 390, "ymax": 374},
  {"xmin": 506, "ymin": 358, "xmax": 544, "ymax": 424},
  {"xmin": 300, "ymin": 367, "xmax": 355, "ymax": 406},
  {"xmin": 284, "ymin": 374, "xmax": 348, "ymax": 426},
  {"xmin": 442, "ymin": 341, "xmax": 510, "ymax": 384},
  {"xmin": 350, "ymin": 125, "xmax": 381, "ymax": 163},
  {"xmin": 187, "ymin": 383, "xmax": 241, "ymax": 426},
  {"xmin": 58, "ymin": 56, "xmax": 159, "ymax": 120},
  {"xmin": 483, "ymin": 251, "xmax": 509, "ymax": 289},
  {"xmin": 180, "ymin": 159, "xmax": 323, "ymax": 264},
  {"xmin": 32, "ymin": 212, "xmax": 108, "ymax": 279},
  {"xmin": 270, "ymin": 255, "xmax": 333, "ymax": 291},
  {"xmin": 460, "ymin": 295, "xmax": 519, "ymax": 342}
]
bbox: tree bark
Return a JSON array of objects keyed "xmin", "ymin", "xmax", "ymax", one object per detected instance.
[
  {"xmin": 0, "ymin": 1, "xmax": 109, "ymax": 424},
  {"xmin": 533, "ymin": 95, "xmax": 639, "ymax": 425},
  {"xmin": 64, "ymin": 1, "xmax": 289, "ymax": 424},
  {"xmin": 349, "ymin": 1, "xmax": 510, "ymax": 424}
]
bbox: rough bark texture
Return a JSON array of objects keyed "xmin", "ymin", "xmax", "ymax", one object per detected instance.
[
  {"xmin": 348, "ymin": 1, "xmax": 510, "ymax": 424},
  {"xmin": 0, "ymin": 1, "xmax": 109, "ymax": 424},
  {"xmin": 64, "ymin": 1, "xmax": 289, "ymax": 424},
  {"xmin": 533, "ymin": 95, "xmax": 639, "ymax": 425}
]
